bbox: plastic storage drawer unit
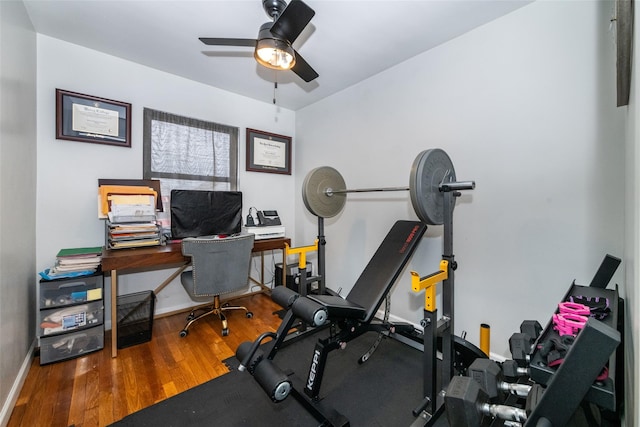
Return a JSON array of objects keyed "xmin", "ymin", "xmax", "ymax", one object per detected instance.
[
  {"xmin": 39, "ymin": 300, "xmax": 104, "ymax": 336},
  {"xmin": 39, "ymin": 325, "xmax": 104, "ymax": 364},
  {"xmin": 38, "ymin": 273, "xmax": 105, "ymax": 365},
  {"xmin": 40, "ymin": 274, "xmax": 103, "ymax": 308}
]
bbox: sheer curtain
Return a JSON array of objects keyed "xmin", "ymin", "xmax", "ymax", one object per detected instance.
[
  {"xmin": 143, "ymin": 108, "xmax": 239, "ymax": 231},
  {"xmin": 143, "ymin": 108, "xmax": 238, "ymax": 198}
]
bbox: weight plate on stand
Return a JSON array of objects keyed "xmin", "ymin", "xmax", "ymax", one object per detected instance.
[
  {"xmin": 410, "ymin": 148, "xmax": 456, "ymax": 225},
  {"xmin": 302, "ymin": 166, "xmax": 347, "ymax": 218}
]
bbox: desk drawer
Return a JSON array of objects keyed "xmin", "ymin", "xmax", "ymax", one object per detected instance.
[
  {"xmin": 40, "ymin": 325, "xmax": 104, "ymax": 364},
  {"xmin": 40, "ymin": 274, "xmax": 103, "ymax": 308},
  {"xmin": 39, "ymin": 300, "xmax": 103, "ymax": 336}
]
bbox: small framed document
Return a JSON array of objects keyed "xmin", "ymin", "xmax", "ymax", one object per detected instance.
[
  {"xmin": 246, "ymin": 128, "xmax": 291, "ymax": 175},
  {"xmin": 56, "ymin": 89, "xmax": 132, "ymax": 147}
]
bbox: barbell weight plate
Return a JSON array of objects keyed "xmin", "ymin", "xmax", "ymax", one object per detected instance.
[
  {"xmin": 302, "ymin": 166, "xmax": 347, "ymax": 218},
  {"xmin": 409, "ymin": 148, "xmax": 456, "ymax": 225},
  {"xmin": 302, "ymin": 149, "xmax": 457, "ymax": 222}
]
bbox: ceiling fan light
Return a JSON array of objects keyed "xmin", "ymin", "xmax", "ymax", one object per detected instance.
[{"xmin": 255, "ymin": 38, "xmax": 296, "ymax": 70}]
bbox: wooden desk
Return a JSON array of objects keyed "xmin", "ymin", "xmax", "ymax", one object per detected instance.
[{"xmin": 102, "ymin": 236, "xmax": 290, "ymax": 357}]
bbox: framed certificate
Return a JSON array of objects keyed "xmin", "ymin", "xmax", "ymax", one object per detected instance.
[
  {"xmin": 246, "ymin": 128, "xmax": 291, "ymax": 175},
  {"xmin": 56, "ymin": 89, "xmax": 132, "ymax": 147}
]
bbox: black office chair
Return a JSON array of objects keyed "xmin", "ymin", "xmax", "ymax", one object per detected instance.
[{"xmin": 179, "ymin": 233, "xmax": 255, "ymax": 337}]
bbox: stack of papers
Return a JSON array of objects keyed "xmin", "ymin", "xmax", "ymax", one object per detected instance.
[
  {"xmin": 98, "ymin": 184, "xmax": 157, "ymax": 219},
  {"xmin": 98, "ymin": 183, "xmax": 162, "ymax": 249},
  {"xmin": 107, "ymin": 194, "xmax": 156, "ymax": 223},
  {"xmin": 107, "ymin": 222, "xmax": 161, "ymax": 249},
  {"xmin": 40, "ymin": 247, "xmax": 102, "ymax": 280}
]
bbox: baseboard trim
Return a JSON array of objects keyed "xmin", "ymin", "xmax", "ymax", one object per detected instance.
[
  {"xmin": 376, "ymin": 309, "xmax": 505, "ymax": 362},
  {"xmin": 0, "ymin": 340, "xmax": 35, "ymax": 427}
]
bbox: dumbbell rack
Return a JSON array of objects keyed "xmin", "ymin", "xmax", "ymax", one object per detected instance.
[{"xmin": 526, "ymin": 281, "xmax": 622, "ymax": 425}]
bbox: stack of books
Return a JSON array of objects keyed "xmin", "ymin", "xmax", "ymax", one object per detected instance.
[{"xmin": 40, "ymin": 247, "xmax": 102, "ymax": 280}]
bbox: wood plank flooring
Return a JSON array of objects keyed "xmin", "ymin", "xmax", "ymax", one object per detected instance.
[{"xmin": 7, "ymin": 293, "xmax": 282, "ymax": 427}]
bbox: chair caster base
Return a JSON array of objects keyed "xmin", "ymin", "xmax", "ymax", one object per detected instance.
[
  {"xmin": 180, "ymin": 329, "xmax": 188, "ymax": 338},
  {"xmin": 246, "ymin": 311, "xmax": 253, "ymax": 318},
  {"xmin": 222, "ymin": 328, "xmax": 229, "ymax": 336}
]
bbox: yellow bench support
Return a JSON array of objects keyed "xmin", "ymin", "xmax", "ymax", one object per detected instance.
[
  {"xmin": 285, "ymin": 240, "xmax": 319, "ymax": 270},
  {"xmin": 411, "ymin": 260, "xmax": 449, "ymax": 312}
]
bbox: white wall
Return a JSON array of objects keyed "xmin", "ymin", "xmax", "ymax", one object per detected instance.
[
  {"xmin": 623, "ymin": 2, "xmax": 639, "ymax": 425},
  {"xmin": 15, "ymin": 1, "xmax": 636, "ymax": 425},
  {"xmin": 36, "ymin": 35, "xmax": 296, "ymax": 327},
  {"xmin": 0, "ymin": 1, "xmax": 37, "ymax": 424},
  {"xmin": 296, "ymin": 1, "xmax": 625, "ymax": 359}
]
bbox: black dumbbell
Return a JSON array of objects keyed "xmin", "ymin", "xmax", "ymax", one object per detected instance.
[
  {"xmin": 509, "ymin": 320, "xmax": 543, "ymax": 365},
  {"xmin": 501, "ymin": 359, "xmax": 529, "ymax": 380},
  {"xmin": 509, "ymin": 332, "xmax": 532, "ymax": 364},
  {"xmin": 445, "ymin": 376, "xmax": 528, "ymax": 427},
  {"xmin": 520, "ymin": 320, "xmax": 542, "ymax": 341},
  {"xmin": 468, "ymin": 358, "xmax": 531, "ymax": 401}
]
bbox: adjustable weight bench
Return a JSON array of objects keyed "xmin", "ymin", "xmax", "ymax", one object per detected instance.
[{"xmin": 236, "ymin": 220, "xmax": 427, "ymax": 426}]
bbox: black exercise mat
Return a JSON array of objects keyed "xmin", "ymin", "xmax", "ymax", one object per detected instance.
[{"xmin": 111, "ymin": 330, "xmax": 449, "ymax": 426}]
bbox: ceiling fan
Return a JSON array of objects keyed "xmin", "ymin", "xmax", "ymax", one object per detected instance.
[{"xmin": 199, "ymin": 0, "xmax": 319, "ymax": 83}]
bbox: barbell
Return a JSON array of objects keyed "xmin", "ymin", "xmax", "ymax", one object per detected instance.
[{"xmin": 302, "ymin": 148, "xmax": 475, "ymax": 225}]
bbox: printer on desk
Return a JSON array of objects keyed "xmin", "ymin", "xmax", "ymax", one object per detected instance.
[{"xmin": 244, "ymin": 209, "xmax": 285, "ymax": 240}]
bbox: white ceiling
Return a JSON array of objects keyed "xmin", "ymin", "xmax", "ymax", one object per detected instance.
[{"xmin": 23, "ymin": 0, "xmax": 532, "ymax": 111}]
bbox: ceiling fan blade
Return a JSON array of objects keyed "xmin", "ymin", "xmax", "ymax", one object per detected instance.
[
  {"xmin": 199, "ymin": 38, "xmax": 257, "ymax": 47},
  {"xmin": 270, "ymin": 0, "xmax": 315, "ymax": 44},
  {"xmin": 291, "ymin": 50, "xmax": 318, "ymax": 82}
]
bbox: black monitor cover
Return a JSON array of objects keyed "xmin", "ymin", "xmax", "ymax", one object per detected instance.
[{"xmin": 170, "ymin": 190, "xmax": 242, "ymax": 239}]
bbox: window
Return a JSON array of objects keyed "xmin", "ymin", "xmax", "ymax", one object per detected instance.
[{"xmin": 143, "ymin": 108, "xmax": 238, "ymax": 200}]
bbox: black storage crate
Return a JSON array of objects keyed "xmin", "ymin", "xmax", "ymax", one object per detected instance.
[
  {"xmin": 117, "ymin": 290, "xmax": 155, "ymax": 349},
  {"xmin": 275, "ymin": 262, "xmax": 313, "ymax": 292}
]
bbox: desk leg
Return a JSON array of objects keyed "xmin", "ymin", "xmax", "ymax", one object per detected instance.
[
  {"xmin": 247, "ymin": 244, "xmax": 289, "ymax": 292},
  {"xmin": 109, "ymin": 264, "xmax": 187, "ymax": 358},
  {"xmin": 282, "ymin": 247, "xmax": 286, "ymax": 286},
  {"xmin": 261, "ymin": 252, "xmax": 265, "ymax": 289},
  {"xmin": 154, "ymin": 263, "xmax": 189, "ymax": 295},
  {"xmin": 111, "ymin": 269, "xmax": 118, "ymax": 358}
]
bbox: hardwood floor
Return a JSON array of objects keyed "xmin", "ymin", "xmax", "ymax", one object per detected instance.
[{"xmin": 7, "ymin": 293, "xmax": 282, "ymax": 427}]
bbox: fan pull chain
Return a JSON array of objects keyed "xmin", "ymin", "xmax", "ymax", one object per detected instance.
[
  {"xmin": 272, "ymin": 70, "xmax": 279, "ymax": 105},
  {"xmin": 273, "ymin": 69, "xmax": 279, "ymax": 104},
  {"xmin": 273, "ymin": 81, "xmax": 278, "ymax": 104}
]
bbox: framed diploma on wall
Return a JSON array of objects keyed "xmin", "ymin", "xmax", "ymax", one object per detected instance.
[
  {"xmin": 246, "ymin": 128, "xmax": 291, "ymax": 175},
  {"xmin": 56, "ymin": 89, "xmax": 132, "ymax": 147}
]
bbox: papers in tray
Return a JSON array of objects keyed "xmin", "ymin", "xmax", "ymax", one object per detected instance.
[
  {"xmin": 107, "ymin": 195, "xmax": 156, "ymax": 223},
  {"xmin": 98, "ymin": 182, "xmax": 162, "ymax": 249},
  {"xmin": 98, "ymin": 185, "xmax": 157, "ymax": 219},
  {"xmin": 108, "ymin": 239, "xmax": 161, "ymax": 249},
  {"xmin": 106, "ymin": 221, "xmax": 161, "ymax": 249}
]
